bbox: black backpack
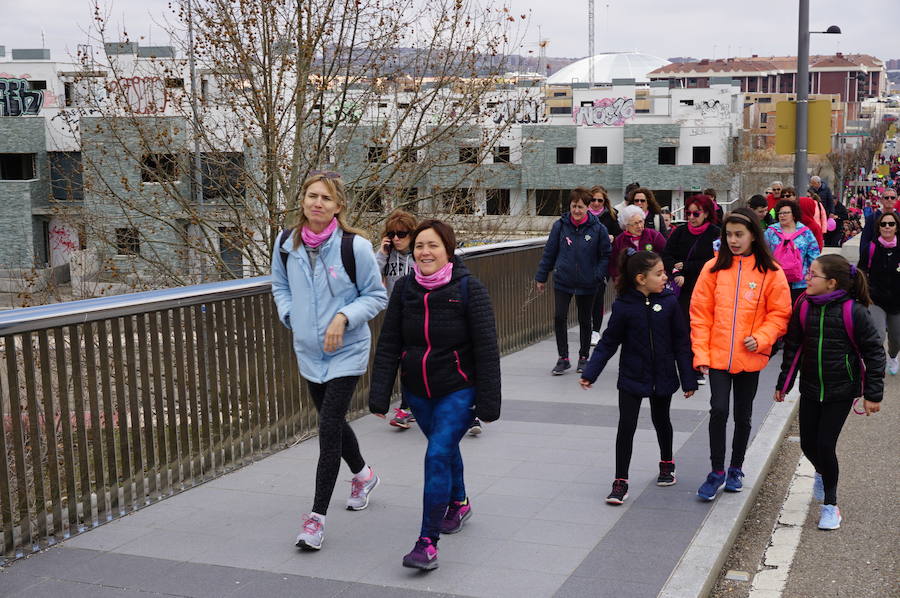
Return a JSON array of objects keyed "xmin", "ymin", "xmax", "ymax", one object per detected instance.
[{"xmin": 277, "ymin": 228, "xmax": 357, "ymax": 286}]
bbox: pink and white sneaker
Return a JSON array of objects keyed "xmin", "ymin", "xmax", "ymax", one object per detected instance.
[
  {"xmin": 402, "ymin": 537, "xmax": 439, "ymax": 570},
  {"xmin": 295, "ymin": 514, "xmax": 325, "ymax": 550}
]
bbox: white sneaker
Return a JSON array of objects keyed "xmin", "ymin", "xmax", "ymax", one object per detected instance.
[
  {"xmin": 888, "ymin": 354, "xmax": 899, "ymax": 376},
  {"xmin": 295, "ymin": 514, "xmax": 325, "ymax": 550},
  {"xmin": 346, "ymin": 471, "xmax": 380, "ymax": 510},
  {"xmin": 590, "ymin": 330, "xmax": 601, "ymax": 346}
]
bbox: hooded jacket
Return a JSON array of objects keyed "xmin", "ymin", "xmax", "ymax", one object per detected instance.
[
  {"xmin": 690, "ymin": 254, "xmax": 792, "ymax": 373},
  {"xmin": 582, "ymin": 288, "xmax": 698, "ymax": 397},
  {"xmin": 777, "ymin": 294, "xmax": 885, "ymax": 402},
  {"xmin": 535, "ymin": 212, "xmax": 612, "ymax": 295},
  {"xmin": 368, "ymin": 257, "xmax": 501, "ymax": 422},
  {"xmin": 375, "ymin": 247, "xmax": 414, "ymax": 296},
  {"xmin": 798, "ymin": 197, "xmax": 825, "ymax": 249},
  {"xmin": 271, "ymin": 227, "xmax": 387, "ymax": 383}
]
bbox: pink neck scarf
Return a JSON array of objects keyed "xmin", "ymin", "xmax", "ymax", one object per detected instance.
[
  {"xmin": 414, "ymin": 261, "xmax": 454, "ymax": 290},
  {"xmin": 570, "ymin": 214, "xmax": 588, "ymax": 227},
  {"xmin": 878, "ymin": 235, "xmax": 897, "ymax": 248},
  {"xmin": 301, "ymin": 218, "xmax": 338, "ymax": 248},
  {"xmin": 687, "ymin": 221, "xmax": 711, "ymax": 235},
  {"xmin": 588, "ymin": 206, "xmax": 605, "ymax": 216},
  {"xmin": 625, "ymin": 230, "xmax": 642, "ymax": 248}
]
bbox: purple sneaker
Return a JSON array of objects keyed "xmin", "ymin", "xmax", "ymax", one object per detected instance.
[
  {"xmin": 440, "ymin": 499, "xmax": 472, "ymax": 534},
  {"xmin": 402, "ymin": 537, "xmax": 439, "ymax": 570}
]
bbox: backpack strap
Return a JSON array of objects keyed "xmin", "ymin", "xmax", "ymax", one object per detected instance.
[
  {"xmin": 842, "ymin": 300, "xmax": 866, "ymax": 407},
  {"xmin": 780, "ymin": 295, "xmax": 809, "ymax": 394},
  {"xmin": 278, "ymin": 228, "xmax": 292, "ymax": 271},
  {"xmin": 341, "ymin": 231, "xmax": 357, "ymax": 287}
]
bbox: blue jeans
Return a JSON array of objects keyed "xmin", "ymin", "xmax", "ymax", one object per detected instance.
[{"xmin": 404, "ymin": 387, "xmax": 476, "ymax": 541}]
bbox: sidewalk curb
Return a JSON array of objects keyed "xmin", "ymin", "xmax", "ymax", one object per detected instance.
[{"xmin": 658, "ymin": 388, "xmax": 801, "ymax": 598}]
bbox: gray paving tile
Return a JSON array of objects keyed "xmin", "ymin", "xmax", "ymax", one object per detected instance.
[
  {"xmin": 482, "ymin": 477, "xmax": 565, "ymax": 499},
  {"xmin": 2, "ymin": 547, "xmax": 99, "ymax": 580},
  {"xmin": 448, "ymin": 565, "xmax": 568, "ymax": 598},
  {"xmin": 50, "ymin": 551, "xmax": 179, "ymax": 588},
  {"xmin": 0, "ymin": 569, "xmax": 45, "ymax": 597},
  {"xmin": 10, "ymin": 579, "xmax": 144, "ymax": 597},
  {"xmin": 511, "ymin": 519, "xmax": 610, "ymax": 549},
  {"xmin": 553, "ymin": 575, "xmax": 658, "ymax": 598},
  {"xmin": 227, "ymin": 570, "xmax": 350, "ymax": 598}
]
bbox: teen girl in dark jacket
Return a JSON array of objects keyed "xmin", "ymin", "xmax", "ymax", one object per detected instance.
[
  {"xmin": 369, "ymin": 220, "xmax": 500, "ymax": 571},
  {"xmin": 580, "ymin": 250, "xmax": 697, "ymax": 505},
  {"xmin": 535, "ymin": 188, "xmax": 612, "ymax": 375},
  {"xmin": 775, "ymin": 255, "xmax": 884, "ymax": 531}
]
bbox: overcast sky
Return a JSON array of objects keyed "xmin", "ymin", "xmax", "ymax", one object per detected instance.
[{"xmin": 0, "ymin": 0, "xmax": 893, "ymax": 65}]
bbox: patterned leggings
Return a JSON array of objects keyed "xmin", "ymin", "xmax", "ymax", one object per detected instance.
[{"xmin": 306, "ymin": 376, "xmax": 366, "ymax": 514}]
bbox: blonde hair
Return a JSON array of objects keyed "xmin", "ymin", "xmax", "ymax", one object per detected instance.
[{"xmin": 290, "ymin": 173, "xmax": 366, "ymax": 248}]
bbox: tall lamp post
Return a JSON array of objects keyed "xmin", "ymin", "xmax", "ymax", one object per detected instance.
[{"xmin": 794, "ymin": 0, "xmax": 840, "ymax": 190}]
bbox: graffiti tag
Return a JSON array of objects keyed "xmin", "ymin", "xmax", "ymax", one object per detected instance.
[
  {"xmin": 573, "ymin": 97, "xmax": 635, "ymax": 127},
  {"xmin": 698, "ymin": 99, "xmax": 730, "ymax": 118},
  {"xmin": 0, "ymin": 78, "xmax": 44, "ymax": 116},
  {"xmin": 106, "ymin": 76, "xmax": 167, "ymax": 114},
  {"xmin": 491, "ymin": 98, "xmax": 547, "ymax": 124}
]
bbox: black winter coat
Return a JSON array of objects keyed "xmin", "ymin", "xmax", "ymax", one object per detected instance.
[
  {"xmin": 535, "ymin": 212, "xmax": 612, "ymax": 295},
  {"xmin": 368, "ymin": 257, "xmax": 502, "ymax": 421},
  {"xmin": 776, "ymin": 295, "xmax": 885, "ymax": 402},
  {"xmin": 861, "ymin": 240, "xmax": 900, "ymax": 314},
  {"xmin": 644, "ymin": 211, "xmax": 669, "ymax": 237},
  {"xmin": 597, "ymin": 209, "xmax": 622, "ymax": 239},
  {"xmin": 581, "ymin": 289, "xmax": 698, "ymax": 397},
  {"xmin": 661, "ymin": 224, "xmax": 720, "ymax": 313}
]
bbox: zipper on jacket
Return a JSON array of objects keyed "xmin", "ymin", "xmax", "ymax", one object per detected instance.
[
  {"xmin": 454, "ymin": 350, "xmax": 470, "ymax": 382},
  {"xmin": 727, "ymin": 258, "xmax": 743, "ymax": 372},
  {"xmin": 817, "ymin": 306, "xmax": 826, "ymax": 402},
  {"xmin": 844, "ymin": 354, "xmax": 854, "ymax": 381},
  {"xmin": 422, "ymin": 292, "xmax": 433, "ymax": 398},
  {"xmin": 645, "ymin": 297, "xmax": 656, "ymax": 392}
]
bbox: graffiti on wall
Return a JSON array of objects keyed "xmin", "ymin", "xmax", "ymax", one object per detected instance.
[
  {"xmin": 490, "ymin": 98, "xmax": 547, "ymax": 124},
  {"xmin": 0, "ymin": 78, "xmax": 44, "ymax": 116},
  {"xmin": 573, "ymin": 97, "xmax": 635, "ymax": 127},
  {"xmin": 698, "ymin": 99, "xmax": 731, "ymax": 119},
  {"xmin": 106, "ymin": 76, "xmax": 168, "ymax": 114}
]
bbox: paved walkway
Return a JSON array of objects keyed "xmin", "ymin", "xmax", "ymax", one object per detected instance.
[{"xmin": 0, "ymin": 326, "xmax": 795, "ymax": 598}]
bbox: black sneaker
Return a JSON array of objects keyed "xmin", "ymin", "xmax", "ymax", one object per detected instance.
[
  {"xmin": 468, "ymin": 418, "xmax": 482, "ymax": 436},
  {"xmin": 552, "ymin": 357, "xmax": 571, "ymax": 375},
  {"xmin": 657, "ymin": 461, "xmax": 676, "ymax": 486},
  {"xmin": 606, "ymin": 479, "xmax": 629, "ymax": 505},
  {"xmin": 576, "ymin": 356, "xmax": 588, "ymax": 373}
]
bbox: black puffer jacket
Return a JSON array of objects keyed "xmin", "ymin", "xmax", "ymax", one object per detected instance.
[
  {"xmin": 777, "ymin": 294, "xmax": 885, "ymax": 402},
  {"xmin": 369, "ymin": 257, "xmax": 501, "ymax": 421},
  {"xmin": 862, "ymin": 240, "xmax": 900, "ymax": 314},
  {"xmin": 661, "ymin": 223, "xmax": 719, "ymax": 311},
  {"xmin": 597, "ymin": 209, "xmax": 622, "ymax": 239}
]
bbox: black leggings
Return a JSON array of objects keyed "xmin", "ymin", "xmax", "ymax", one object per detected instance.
[
  {"xmin": 306, "ymin": 376, "xmax": 366, "ymax": 514},
  {"xmin": 615, "ymin": 391, "xmax": 673, "ymax": 479},
  {"xmin": 799, "ymin": 397, "xmax": 853, "ymax": 505},
  {"xmin": 591, "ymin": 281, "xmax": 607, "ymax": 332},
  {"xmin": 554, "ymin": 288, "xmax": 594, "ymax": 359},
  {"xmin": 708, "ymin": 369, "xmax": 760, "ymax": 471}
]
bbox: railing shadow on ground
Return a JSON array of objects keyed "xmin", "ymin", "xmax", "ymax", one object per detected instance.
[{"xmin": 0, "ymin": 236, "xmax": 613, "ymax": 562}]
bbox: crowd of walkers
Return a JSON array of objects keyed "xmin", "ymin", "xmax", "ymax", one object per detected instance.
[{"xmin": 271, "ymin": 169, "xmax": 890, "ymax": 571}]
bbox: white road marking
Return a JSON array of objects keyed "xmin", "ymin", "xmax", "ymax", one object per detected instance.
[{"xmin": 747, "ymin": 454, "xmax": 816, "ymax": 597}]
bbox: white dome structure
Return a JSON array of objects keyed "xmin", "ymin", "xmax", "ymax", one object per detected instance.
[{"xmin": 547, "ymin": 52, "xmax": 670, "ymax": 85}]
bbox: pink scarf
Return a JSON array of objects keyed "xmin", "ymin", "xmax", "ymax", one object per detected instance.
[
  {"xmin": 414, "ymin": 261, "xmax": 454, "ymax": 290},
  {"xmin": 588, "ymin": 206, "xmax": 605, "ymax": 216},
  {"xmin": 625, "ymin": 230, "xmax": 642, "ymax": 249},
  {"xmin": 687, "ymin": 222, "xmax": 711, "ymax": 236},
  {"xmin": 570, "ymin": 214, "xmax": 588, "ymax": 227},
  {"xmin": 301, "ymin": 217, "xmax": 338, "ymax": 248},
  {"xmin": 878, "ymin": 235, "xmax": 897, "ymax": 248}
]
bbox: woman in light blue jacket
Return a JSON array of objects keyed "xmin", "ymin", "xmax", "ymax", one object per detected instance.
[{"xmin": 271, "ymin": 172, "xmax": 387, "ymax": 551}]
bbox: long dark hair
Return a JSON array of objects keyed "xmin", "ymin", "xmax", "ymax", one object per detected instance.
[
  {"xmin": 711, "ymin": 207, "xmax": 779, "ymax": 273},
  {"xmin": 615, "ymin": 250, "xmax": 662, "ymax": 296},
  {"xmin": 815, "ymin": 255, "xmax": 872, "ymax": 306}
]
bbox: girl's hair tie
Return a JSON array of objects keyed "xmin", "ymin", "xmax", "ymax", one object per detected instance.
[
  {"xmin": 850, "ymin": 264, "xmax": 857, "ymax": 277},
  {"xmin": 625, "ymin": 247, "xmax": 637, "ymax": 257}
]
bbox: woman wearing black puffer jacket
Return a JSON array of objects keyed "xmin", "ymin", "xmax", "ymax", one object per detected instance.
[{"xmin": 369, "ymin": 220, "xmax": 500, "ymax": 571}]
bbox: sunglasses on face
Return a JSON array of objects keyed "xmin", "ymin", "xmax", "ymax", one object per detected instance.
[
  {"xmin": 387, "ymin": 230, "xmax": 409, "ymax": 239},
  {"xmin": 783, "ymin": 193, "xmax": 795, "ymax": 197},
  {"xmin": 687, "ymin": 210, "xmax": 703, "ymax": 218},
  {"xmin": 592, "ymin": 198, "xmax": 605, "ymax": 203},
  {"xmin": 884, "ymin": 196, "xmax": 897, "ymax": 200},
  {"xmin": 632, "ymin": 198, "xmax": 647, "ymax": 204},
  {"xmin": 772, "ymin": 188, "xmax": 782, "ymax": 193},
  {"xmin": 880, "ymin": 221, "xmax": 897, "ymax": 228}
]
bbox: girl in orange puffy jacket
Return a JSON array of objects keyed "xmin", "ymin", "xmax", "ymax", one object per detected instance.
[{"xmin": 690, "ymin": 208, "xmax": 792, "ymax": 502}]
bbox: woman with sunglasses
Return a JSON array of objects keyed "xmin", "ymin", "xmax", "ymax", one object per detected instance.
[
  {"xmin": 626, "ymin": 186, "xmax": 668, "ymax": 237},
  {"xmin": 376, "ymin": 209, "xmax": 418, "ymax": 429},
  {"xmin": 588, "ymin": 186, "xmax": 621, "ymax": 345},
  {"xmin": 764, "ymin": 199, "xmax": 821, "ymax": 305},
  {"xmin": 662, "ymin": 194, "xmax": 720, "ymax": 383},
  {"xmin": 860, "ymin": 211, "xmax": 900, "ymax": 376}
]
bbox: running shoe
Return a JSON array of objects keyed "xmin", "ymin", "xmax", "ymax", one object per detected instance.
[
  {"xmin": 724, "ymin": 467, "xmax": 745, "ymax": 492},
  {"xmin": 606, "ymin": 479, "xmax": 629, "ymax": 505},
  {"xmin": 697, "ymin": 471, "xmax": 726, "ymax": 501},
  {"xmin": 440, "ymin": 499, "xmax": 472, "ymax": 534},
  {"xmin": 402, "ymin": 537, "xmax": 439, "ymax": 570},
  {"xmin": 390, "ymin": 408, "xmax": 414, "ymax": 429},
  {"xmin": 657, "ymin": 461, "xmax": 676, "ymax": 486},
  {"xmin": 468, "ymin": 418, "xmax": 482, "ymax": 436},
  {"xmin": 813, "ymin": 473, "xmax": 824, "ymax": 502},
  {"xmin": 552, "ymin": 357, "xmax": 571, "ymax": 375},
  {"xmin": 818, "ymin": 504, "xmax": 842, "ymax": 530},
  {"xmin": 576, "ymin": 356, "xmax": 588, "ymax": 373},
  {"xmin": 696, "ymin": 373, "xmax": 707, "ymax": 385},
  {"xmin": 295, "ymin": 514, "xmax": 325, "ymax": 550},
  {"xmin": 590, "ymin": 330, "xmax": 601, "ymax": 346},
  {"xmin": 888, "ymin": 354, "xmax": 899, "ymax": 376},
  {"xmin": 346, "ymin": 471, "xmax": 380, "ymax": 511}
]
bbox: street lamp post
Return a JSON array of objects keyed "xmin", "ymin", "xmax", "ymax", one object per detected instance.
[{"xmin": 794, "ymin": 0, "xmax": 840, "ymax": 191}]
